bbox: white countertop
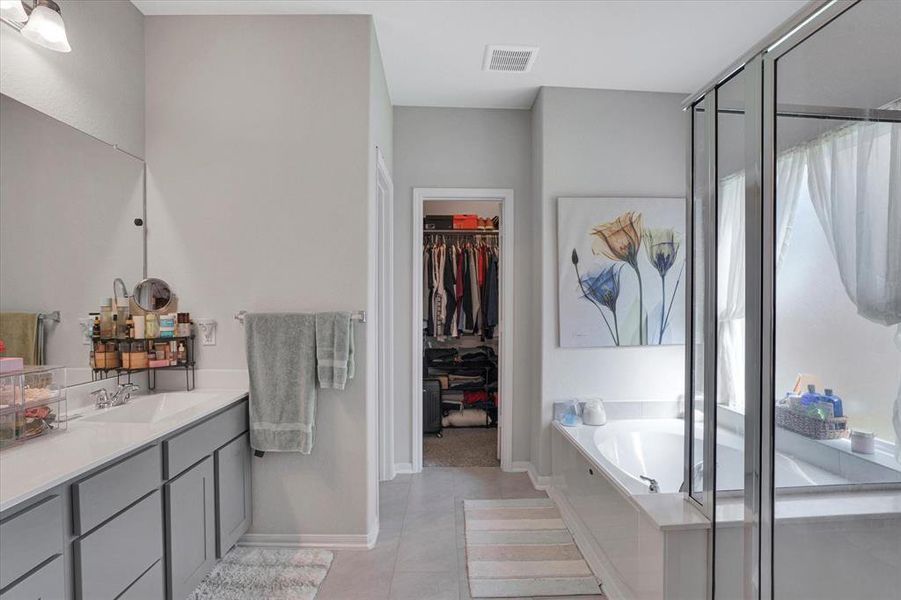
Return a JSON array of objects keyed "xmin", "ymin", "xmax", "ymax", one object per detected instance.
[{"xmin": 0, "ymin": 389, "xmax": 248, "ymax": 514}]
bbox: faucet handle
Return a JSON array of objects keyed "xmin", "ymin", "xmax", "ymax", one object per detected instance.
[{"xmin": 90, "ymin": 389, "xmax": 111, "ymax": 407}]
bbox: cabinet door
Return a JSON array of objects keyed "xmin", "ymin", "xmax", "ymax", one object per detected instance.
[
  {"xmin": 0, "ymin": 555, "xmax": 63, "ymax": 600},
  {"xmin": 215, "ymin": 433, "xmax": 252, "ymax": 557},
  {"xmin": 165, "ymin": 456, "xmax": 215, "ymax": 600}
]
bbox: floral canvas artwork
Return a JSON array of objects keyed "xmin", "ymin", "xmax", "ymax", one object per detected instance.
[{"xmin": 557, "ymin": 197, "xmax": 686, "ymax": 348}]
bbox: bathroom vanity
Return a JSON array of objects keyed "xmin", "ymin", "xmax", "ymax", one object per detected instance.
[{"xmin": 0, "ymin": 390, "xmax": 251, "ymax": 600}]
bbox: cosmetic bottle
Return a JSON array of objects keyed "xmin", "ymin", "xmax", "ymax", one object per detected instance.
[
  {"xmin": 125, "ymin": 315, "xmax": 135, "ymax": 339},
  {"xmin": 112, "ymin": 314, "xmax": 119, "ymax": 339},
  {"xmin": 177, "ymin": 341, "xmax": 187, "ymax": 364},
  {"xmin": 117, "ymin": 302, "xmax": 130, "ymax": 338},
  {"xmin": 91, "ymin": 313, "xmax": 101, "ymax": 338},
  {"xmin": 133, "ymin": 314, "xmax": 145, "ymax": 339},
  {"xmin": 145, "ymin": 313, "xmax": 159, "ymax": 338},
  {"xmin": 99, "ymin": 298, "xmax": 113, "ymax": 338}
]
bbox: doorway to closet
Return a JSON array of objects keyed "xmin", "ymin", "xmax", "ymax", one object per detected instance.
[{"xmin": 412, "ymin": 188, "xmax": 514, "ymax": 472}]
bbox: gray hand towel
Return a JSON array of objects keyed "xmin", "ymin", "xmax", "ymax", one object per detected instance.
[
  {"xmin": 315, "ymin": 312, "xmax": 354, "ymax": 390},
  {"xmin": 244, "ymin": 313, "xmax": 318, "ymax": 454}
]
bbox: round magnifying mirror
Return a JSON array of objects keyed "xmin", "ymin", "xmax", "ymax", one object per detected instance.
[{"xmin": 132, "ymin": 278, "xmax": 176, "ymax": 313}]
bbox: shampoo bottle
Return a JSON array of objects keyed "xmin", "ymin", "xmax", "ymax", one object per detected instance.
[{"xmin": 823, "ymin": 388, "xmax": 844, "ymax": 418}]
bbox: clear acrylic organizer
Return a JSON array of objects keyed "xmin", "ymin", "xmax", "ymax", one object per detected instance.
[{"xmin": 0, "ymin": 366, "xmax": 67, "ymax": 448}]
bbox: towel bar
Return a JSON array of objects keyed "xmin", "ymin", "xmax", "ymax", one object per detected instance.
[{"xmin": 234, "ymin": 310, "xmax": 366, "ymax": 324}]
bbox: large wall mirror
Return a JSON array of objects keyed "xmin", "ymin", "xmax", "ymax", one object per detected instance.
[{"xmin": 0, "ymin": 94, "xmax": 145, "ymax": 385}]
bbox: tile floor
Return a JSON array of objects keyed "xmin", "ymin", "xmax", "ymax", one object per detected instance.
[{"xmin": 316, "ymin": 467, "xmax": 605, "ymax": 600}]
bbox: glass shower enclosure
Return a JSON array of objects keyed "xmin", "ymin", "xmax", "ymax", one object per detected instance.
[{"xmin": 684, "ymin": 1, "xmax": 901, "ymax": 597}]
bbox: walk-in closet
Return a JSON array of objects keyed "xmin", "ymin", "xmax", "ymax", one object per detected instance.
[{"xmin": 422, "ymin": 201, "xmax": 501, "ymax": 467}]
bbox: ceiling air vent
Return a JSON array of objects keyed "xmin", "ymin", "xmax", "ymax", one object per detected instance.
[{"xmin": 482, "ymin": 45, "xmax": 539, "ymax": 73}]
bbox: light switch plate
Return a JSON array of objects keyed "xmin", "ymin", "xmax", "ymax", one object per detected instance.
[{"xmin": 195, "ymin": 319, "xmax": 217, "ymax": 345}]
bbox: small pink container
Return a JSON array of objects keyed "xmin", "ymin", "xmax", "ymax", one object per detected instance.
[{"xmin": 0, "ymin": 357, "xmax": 24, "ymax": 374}]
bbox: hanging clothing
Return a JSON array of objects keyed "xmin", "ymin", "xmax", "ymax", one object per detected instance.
[
  {"xmin": 484, "ymin": 252, "xmax": 499, "ymax": 339},
  {"xmin": 423, "ymin": 235, "xmax": 498, "ymax": 339}
]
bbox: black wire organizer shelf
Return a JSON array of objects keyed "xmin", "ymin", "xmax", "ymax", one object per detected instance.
[{"xmin": 91, "ymin": 335, "xmax": 196, "ymax": 391}]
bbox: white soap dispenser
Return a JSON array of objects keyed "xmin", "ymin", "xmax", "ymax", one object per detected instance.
[{"xmin": 582, "ymin": 398, "xmax": 607, "ymax": 426}]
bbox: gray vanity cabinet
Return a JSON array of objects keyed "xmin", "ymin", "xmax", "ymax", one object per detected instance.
[
  {"xmin": 165, "ymin": 456, "xmax": 216, "ymax": 600},
  {"xmin": 0, "ymin": 555, "xmax": 64, "ymax": 600},
  {"xmin": 215, "ymin": 433, "xmax": 252, "ymax": 557}
]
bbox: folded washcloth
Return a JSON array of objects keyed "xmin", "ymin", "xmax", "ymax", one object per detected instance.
[
  {"xmin": 314, "ymin": 312, "xmax": 354, "ymax": 390},
  {"xmin": 244, "ymin": 313, "xmax": 318, "ymax": 453}
]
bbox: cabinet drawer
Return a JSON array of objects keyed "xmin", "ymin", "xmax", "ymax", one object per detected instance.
[
  {"xmin": 164, "ymin": 400, "xmax": 247, "ymax": 478},
  {"xmin": 74, "ymin": 491, "xmax": 162, "ymax": 600},
  {"xmin": 118, "ymin": 560, "xmax": 163, "ymax": 600},
  {"xmin": 0, "ymin": 495, "xmax": 63, "ymax": 590},
  {"xmin": 0, "ymin": 555, "xmax": 64, "ymax": 600},
  {"xmin": 72, "ymin": 445, "xmax": 162, "ymax": 534}
]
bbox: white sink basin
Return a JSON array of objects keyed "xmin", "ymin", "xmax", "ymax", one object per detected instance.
[{"xmin": 82, "ymin": 392, "xmax": 219, "ymax": 424}]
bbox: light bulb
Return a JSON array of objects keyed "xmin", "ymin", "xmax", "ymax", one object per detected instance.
[
  {"xmin": 20, "ymin": 1, "xmax": 70, "ymax": 53},
  {"xmin": 0, "ymin": 0, "xmax": 28, "ymax": 23}
]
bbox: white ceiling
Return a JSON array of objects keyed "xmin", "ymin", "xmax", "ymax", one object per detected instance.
[{"xmin": 131, "ymin": 0, "xmax": 810, "ymax": 109}]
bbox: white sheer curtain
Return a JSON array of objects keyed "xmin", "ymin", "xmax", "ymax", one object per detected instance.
[
  {"xmin": 717, "ymin": 174, "xmax": 746, "ymax": 408},
  {"xmin": 717, "ymin": 147, "xmax": 807, "ymax": 410},
  {"xmin": 805, "ymin": 113, "xmax": 901, "ymax": 459}
]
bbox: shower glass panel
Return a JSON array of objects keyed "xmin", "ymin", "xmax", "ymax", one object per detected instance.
[
  {"xmin": 713, "ymin": 68, "xmax": 746, "ymax": 598},
  {"xmin": 771, "ymin": 1, "xmax": 901, "ymax": 597},
  {"xmin": 689, "ymin": 96, "xmax": 710, "ymax": 507}
]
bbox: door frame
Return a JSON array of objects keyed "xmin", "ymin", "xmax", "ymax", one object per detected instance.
[
  {"xmin": 412, "ymin": 187, "xmax": 515, "ymax": 472},
  {"xmin": 376, "ymin": 149, "xmax": 396, "ymax": 482}
]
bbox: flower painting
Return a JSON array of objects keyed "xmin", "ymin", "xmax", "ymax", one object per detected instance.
[{"xmin": 558, "ymin": 197, "xmax": 685, "ymax": 348}]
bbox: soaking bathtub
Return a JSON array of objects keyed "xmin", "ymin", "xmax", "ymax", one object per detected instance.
[
  {"xmin": 587, "ymin": 418, "xmax": 849, "ymax": 495},
  {"xmin": 550, "ymin": 418, "xmax": 901, "ymax": 600}
]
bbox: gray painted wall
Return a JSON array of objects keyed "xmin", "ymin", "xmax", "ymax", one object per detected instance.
[
  {"xmin": 532, "ymin": 87, "xmax": 687, "ymax": 475},
  {"xmin": 0, "ymin": 0, "xmax": 145, "ymax": 157},
  {"xmin": 145, "ymin": 15, "xmax": 382, "ymax": 538},
  {"xmin": 392, "ymin": 106, "xmax": 534, "ymax": 467}
]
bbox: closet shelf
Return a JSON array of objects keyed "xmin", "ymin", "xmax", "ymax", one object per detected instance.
[{"xmin": 424, "ymin": 229, "xmax": 498, "ymax": 234}]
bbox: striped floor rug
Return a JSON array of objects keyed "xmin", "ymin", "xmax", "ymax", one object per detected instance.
[{"xmin": 463, "ymin": 498, "xmax": 603, "ymax": 598}]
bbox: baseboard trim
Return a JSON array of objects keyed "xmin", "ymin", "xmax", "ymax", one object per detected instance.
[
  {"xmin": 526, "ymin": 463, "xmax": 552, "ymax": 490},
  {"xmin": 240, "ymin": 530, "xmax": 377, "ymax": 549},
  {"xmin": 508, "ymin": 461, "xmax": 530, "ymax": 473},
  {"xmin": 548, "ymin": 486, "xmax": 627, "ymax": 600},
  {"xmin": 394, "ymin": 462, "xmax": 414, "ymax": 475}
]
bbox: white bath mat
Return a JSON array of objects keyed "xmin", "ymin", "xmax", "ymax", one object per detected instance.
[
  {"xmin": 464, "ymin": 498, "xmax": 604, "ymax": 598},
  {"xmin": 187, "ymin": 546, "xmax": 333, "ymax": 600}
]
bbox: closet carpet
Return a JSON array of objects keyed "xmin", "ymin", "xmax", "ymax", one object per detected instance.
[{"xmin": 424, "ymin": 428, "xmax": 500, "ymax": 467}]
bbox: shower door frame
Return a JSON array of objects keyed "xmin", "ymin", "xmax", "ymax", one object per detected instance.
[{"xmin": 683, "ymin": 1, "xmax": 863, "ymax": 598}]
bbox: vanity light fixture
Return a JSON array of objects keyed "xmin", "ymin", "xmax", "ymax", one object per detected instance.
[{"xmin": 1, "ymin": 0, "xmax": 70, "ymax": 53}]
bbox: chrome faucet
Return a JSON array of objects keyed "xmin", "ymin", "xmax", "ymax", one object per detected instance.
[
  {"xmin": 111, "ymin": 383, "xmax": 139, "ymax": 406},
  {"xmin": 90, "ymin": 383, "xmax": 139, "ymax": 409},
  {"xmin": 639, "ymin": 475, "xmax": 660, "ymax": 493},
  {"xmin": 89, "ymin": 388, "xmax": 112, "ymax": 409}
]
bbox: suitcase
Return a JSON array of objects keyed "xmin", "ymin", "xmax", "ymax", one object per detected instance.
[{"xmin": 423, "ymin": 378, "xmax": 443, "ymax": 437}]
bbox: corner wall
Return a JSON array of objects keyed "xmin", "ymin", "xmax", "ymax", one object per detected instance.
[
  {"xmin": 532, "ymin": 87, "xmax": 687, "ymax": 475},
  {"xmin": 392, "ymin": 106, "xmax": 534, "ymax": 467},
  {"xmin": 145, "ymin": 14, "xmax": 380, "ymax": 540}
]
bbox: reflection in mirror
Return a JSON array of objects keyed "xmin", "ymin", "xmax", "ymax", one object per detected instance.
[
  {"xmin": 0, "ymin": 94, "xmax": 144, "ymax": 385},
  {"xmin": 132, "ymin": 278, "xmax": 176, "ymax": 314}
]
